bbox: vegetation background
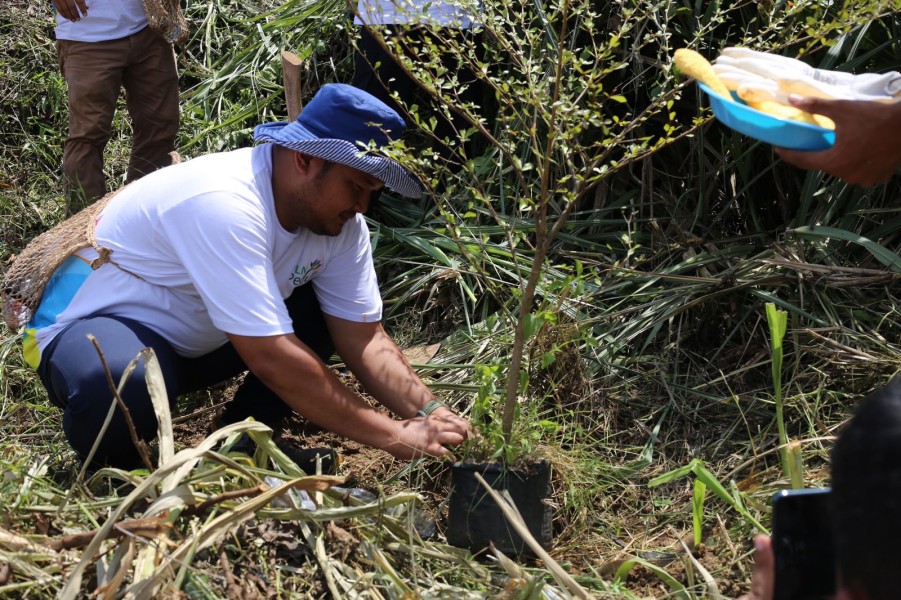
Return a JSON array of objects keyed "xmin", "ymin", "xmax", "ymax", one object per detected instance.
[{"xmin": 0, "ymin": 0, "xmax": 898, "ymax": 597}]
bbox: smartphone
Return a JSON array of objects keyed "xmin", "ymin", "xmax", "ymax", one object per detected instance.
[{"xmin": 771, "ymin": 488, "xmax": 836, "ymax": 600}]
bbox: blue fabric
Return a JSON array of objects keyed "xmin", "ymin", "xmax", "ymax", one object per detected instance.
[
  {"xmin": 23, "ymin": 255, "xmax": 93, "ymax": 368},
  {"xmin": 37, "ymin": 285, "xmax": 334, "ymax": 468},
  {"xmin": 28, "ymin": 256, "xmax": 93, "ymax": 329},
  {"xmin": 265, "ymin": 83, "xmax": 405, "ymax": 147},
  {"xmin": 699, "ymin": 83, "xmax": 836, "ymax": 151}
]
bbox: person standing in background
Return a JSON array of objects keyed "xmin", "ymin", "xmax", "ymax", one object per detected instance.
[
  {"xmin": 350, "ymin": 0, "xmax": 483, "ymax": 171},
  {"xmin": 52, "ymin": 0, "xmax": 179, "ymax": 212}
]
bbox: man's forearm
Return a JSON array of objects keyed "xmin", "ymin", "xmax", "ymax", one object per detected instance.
[
  {"xmin": 229, "ymin": 324, "xmax": 470, "ymax": 460},
  {"xmin": 349, "ymin": 334, "xmax": 435, "ymax": 418},
  {"xmin": 327, "ymin": 317, "xmax": 435, "ymax": 418},
  {"xmin": 254, "ymin": 336, "xmax": 466, "ymax": 459},
  {"xmin": 230, "ymin": 333, "xmax": 406, "ymax": 452}
]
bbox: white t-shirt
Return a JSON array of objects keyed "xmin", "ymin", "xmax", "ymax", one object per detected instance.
[
  {"xmin": 55, "ymin": 0, "xmax": 148, "ymax": 42},
  {"xmin": 36, "ymin": 145, "xmax": 382, "ymax": 358},
  {"xmin": 354, "ymin": 0, "xmax": 476, "ymax": 28}
]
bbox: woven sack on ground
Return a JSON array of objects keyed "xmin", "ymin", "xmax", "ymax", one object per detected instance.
[
  {"xmin": 2, "ymin": 153, "xmax": 182, "ymax": 330},
  {"xmin": 1, "ymin": 190, "xmax": 122, "ymax": 331},
  {"xmin": 142, "ymin": 0, "xmax": 188, "ymax": 46}
]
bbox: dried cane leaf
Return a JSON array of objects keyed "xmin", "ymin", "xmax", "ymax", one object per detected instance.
[
  {"xmin": 141, "ymin": 348, "xmax": 175, "ymax": 474},
  {"xmin": 679, "ymin": 539, "xmax": 722, "ymax": 600},
  {"xmin": 473, "ymin": 472, "xmax": 593, "ymax": 599},
  {"xmin": 123, "ymin": 474, "xmax": 345, "ymax": 598}
]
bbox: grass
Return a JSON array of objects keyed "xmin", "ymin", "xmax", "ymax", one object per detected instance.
[{"xmin": 0, "ymin": 0, "xmax": 899, "ymax": 597}]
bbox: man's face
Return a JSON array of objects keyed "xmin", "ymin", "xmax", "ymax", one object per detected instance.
[{"xmin": 286, "ymin": 157, "xmax": 383, "ymax": 236}]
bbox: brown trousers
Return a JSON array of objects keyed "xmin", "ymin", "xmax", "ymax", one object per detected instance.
[{"xmin": 57, "ymin": 26, "xmax": 179, "ymax": 211}]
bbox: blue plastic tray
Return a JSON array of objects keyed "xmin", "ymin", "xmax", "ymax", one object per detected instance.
[{"xmin": 698, "ymin": 82, "xmax": 835, "ymax": 151}]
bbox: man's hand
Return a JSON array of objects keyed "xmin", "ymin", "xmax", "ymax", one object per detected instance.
[
  {"xmin": 775, "ymin": 96, "xmax": 901, "ymax": 187},
  {"xmin": 385, "ymin": 407, "xmax": 472, "ymax": 460},
  {"xmin": 52, "ymin": 0, "xmax": 89, "ymax": 22},
  {"xmin": 738, "ymin": 534, "xmax": 774, "ymax": 600}
]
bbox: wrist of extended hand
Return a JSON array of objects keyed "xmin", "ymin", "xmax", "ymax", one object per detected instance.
[{"xmin": 416, "ymin": 400, "xmax": 447, "ymax": 418}]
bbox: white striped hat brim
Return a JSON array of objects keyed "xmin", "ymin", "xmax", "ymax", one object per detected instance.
[{"xmin": 254, "ymin": 122, "xmax": 422, "ymax": 198}]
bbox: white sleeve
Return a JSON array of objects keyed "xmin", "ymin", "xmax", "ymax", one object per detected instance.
[
  {"xmin": 313, "ymin": 217, "xmax": 383, "ymax": 323},
  {"xmin": 159, "ymin": 193, "xmax": 294, "ymax": 337}
]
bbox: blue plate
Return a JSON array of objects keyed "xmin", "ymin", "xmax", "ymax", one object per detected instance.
[{"xmin": 698, "ymin": 82, "xmax": 835, "ymax": 151}]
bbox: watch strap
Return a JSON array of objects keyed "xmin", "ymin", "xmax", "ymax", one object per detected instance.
[{"xmin": 416, "ymin": 400, "xmax": 447, "ymax": 418}]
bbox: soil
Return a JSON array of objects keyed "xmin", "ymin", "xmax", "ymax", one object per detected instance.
[
  {"xmin": 170, "ymin": 364, "xmax": 755, "ymax": 598},
  {"xmin": 170, "ymin": 365, "xmax": 448, "ymax": 500}
]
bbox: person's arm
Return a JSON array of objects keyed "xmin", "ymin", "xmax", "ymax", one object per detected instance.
[
  {"xmin": 325, "ymin": 315, "xmax": 434, "ymax": 417},
  {"xmin": 324, "ymin": 314, "xmax": 472, "ymax": 439},
  {"xmin": 738, "ymin": 534, "xmax": 775, "ymax": 600},
  {"xmin": 227, "ymin": 330, "xmax": 470, "ymax": 459},
  {"xmin": 775, "ymin": 97, "xmax": 901, "ymax": 187},
  {"xmin": 52, "ymin": 0, "xmax": 88, "ymax": 22}
]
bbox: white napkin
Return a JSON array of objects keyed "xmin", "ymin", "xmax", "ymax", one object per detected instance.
[{"xmin": 713, "ymin": 47, "xmax": 901, "ymax": 104}]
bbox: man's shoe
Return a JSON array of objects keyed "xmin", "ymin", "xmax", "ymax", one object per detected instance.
[
  {"xmin": 214, "ymin": 432, "xmax": 337, "ymax": 475},
  {"xmin": 275, "ymin": 444, "xmax": 339, "ymax": 476}
]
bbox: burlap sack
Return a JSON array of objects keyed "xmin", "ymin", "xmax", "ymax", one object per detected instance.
[
  {"xmin": 1, "ymin": 191, "xmax": 119, "ymax": 330},
  {"xmin": 1, "ymin": 153, "xmax": 181, "ymax": 331},
  {"xmin": 143, "ymin": 0, "xmax": 189, "ymax": 46}
]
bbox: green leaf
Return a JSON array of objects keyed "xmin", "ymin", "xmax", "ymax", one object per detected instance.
[
  {"xmin": 693, "ymin": 462, "xmax": 768, "ymax": 533},
  {"xmin": 766, "ymin": 302, "xmax": 787, "ymax": 402},
  {"xmin": 794, "ymin": 226, "xmax": 901, "ymax": 273},
  {"xmin": 766, "ymin": 302, "xmax": 790, "ymax": 476},
  {"xmin": 522, "ymin": 313, "xmax": 545, "ymax": 341},
  {"xmin": 540, "ymin": 351, "xmax": 556, "ymax": 368},
  {"xmin": 538, "ymin": 420, "xmax": 560, "ymax": 433},
  {"xmin": 692, "ymin": 463, "xmax": 738, "ymax": 510},
  {"xmin": 692, "ymin": 478, "xmax": 706, "ymax": 548},
  {"xmin": 648, "ymin": 459, "xmax": 700, "ymax": 486},
  {"xmin": 614, "ymin": 557, "xmax": 689, "ymax": 599},
  {"xmin": 766, "ymin": 303, "xmax": 787, "ymax": 357}
]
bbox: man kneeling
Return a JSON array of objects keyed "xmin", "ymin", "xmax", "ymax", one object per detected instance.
[{"xmin": 18, "ymin": 83, "xmax": 470, "ymax": 469}]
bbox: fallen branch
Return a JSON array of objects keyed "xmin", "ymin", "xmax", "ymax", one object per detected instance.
[
  {"xmin": 44, "ymin": 517, "xmax": 169, "ymax": 552},
  {"xmin": 88, "ymin": 335, "xmax": 154, "ymax": 471}
]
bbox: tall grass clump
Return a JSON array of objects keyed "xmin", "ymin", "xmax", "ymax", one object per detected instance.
[
  {"xmin": 365, "ymin": 0, "xmax": 899, "ymax": 591},
  {"xmin": 370, "ymin": 0, "xmax": 900, "ymax": 449},
  {"xmin": 178, "ymin": 0, "xmax": 350, "ymax": 155}
]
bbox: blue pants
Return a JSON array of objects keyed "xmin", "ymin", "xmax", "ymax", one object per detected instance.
[{"xmin": 37, "ymin": 285, "xmax": 333, "ymax": 468}]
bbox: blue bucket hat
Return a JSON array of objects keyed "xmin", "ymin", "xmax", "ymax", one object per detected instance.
[{"xmin": 254, "ymin": 83, "xmax": 421, "ymax": 198}]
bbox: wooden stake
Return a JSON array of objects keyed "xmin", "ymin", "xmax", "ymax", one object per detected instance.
[{"xmin": 282, "ymin": 50, "xmax": 304, "ymax": 121}]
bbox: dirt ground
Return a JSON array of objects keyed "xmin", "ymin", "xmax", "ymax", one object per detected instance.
[
  {"xmin": 170, "ymin": 364, "xmax": 753, "ymax": 598},
  {"xmin": 172, "ymin": 369, "xmax": 430, "ymax": 490}
]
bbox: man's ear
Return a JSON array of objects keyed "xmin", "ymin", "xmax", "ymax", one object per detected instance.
[{"xmin": 292, "ymin": 152, "xmax": 315, "ymax": 178}]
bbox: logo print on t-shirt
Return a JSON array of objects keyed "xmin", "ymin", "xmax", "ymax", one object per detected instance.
[{"xmin": 290, "ymin": 259, "xmax": 322, "ymax": 286}]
